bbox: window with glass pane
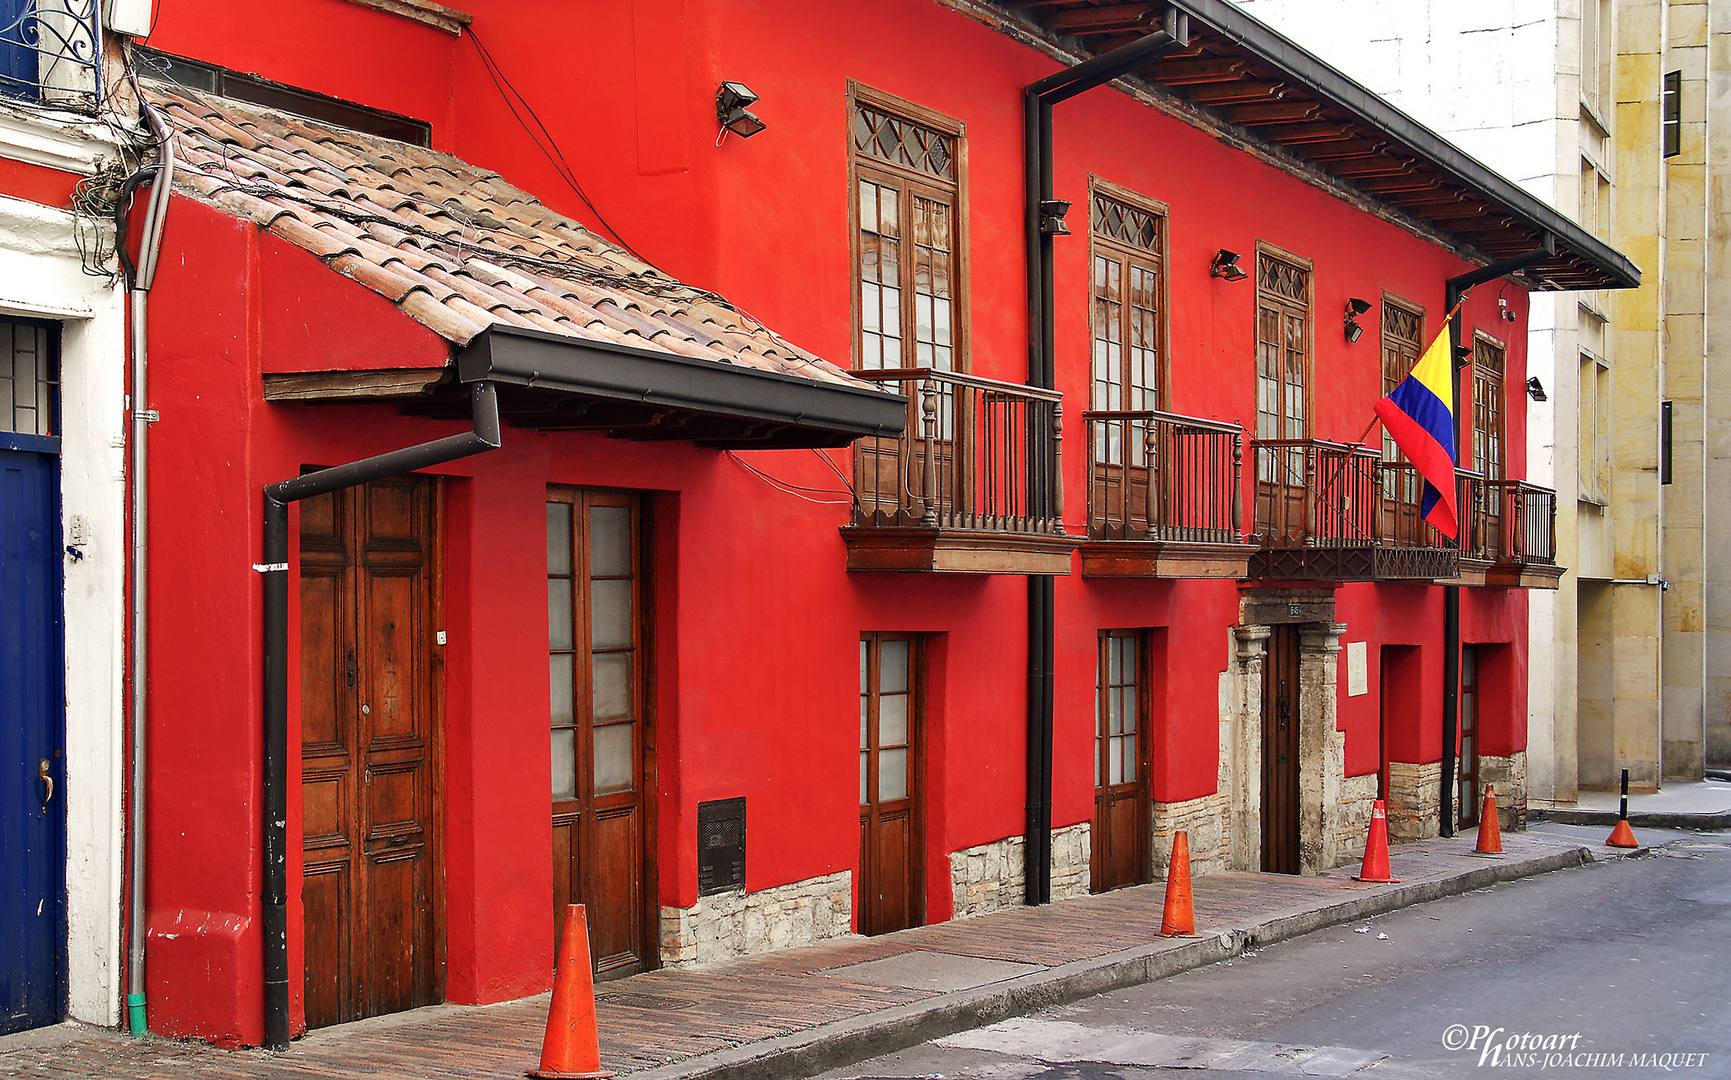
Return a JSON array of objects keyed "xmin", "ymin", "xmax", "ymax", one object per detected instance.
[
  {"xmin": 1, "ymin": 318, "xmax": 58, "ymax": 437},
  {"xmin": 860, "ymin": 634, "xmax": 916, "ymax": 809},
  {"xmin": 1472, "ymin": 337, "xmax": 1505, "ymax": 480},
  {"xmin": 1091, "ymin": 192, "xmax": 1164, "ymax": 466},
  {"xmin": 547, "ymin": 490, "xmax": 641, "ymax": 804},
  {"xmin": 1255, "ymin": 252, "xmax": 1310, "ymax": 484},
  {"xmin": 852, "ymin": 94, "xmax": 960, "ymax": 376},
  {"xmin": 1458, "ymin": 646, "xmax": 1480, "ymax": 826},
  {"xmin": 1096, "ymin": 631, "xmax": 1141, "ymax": 788}
]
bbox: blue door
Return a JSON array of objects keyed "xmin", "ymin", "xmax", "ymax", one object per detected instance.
[{"xmin": 0, "ymin": 433, "xmax": 65, "ymax": 1032}]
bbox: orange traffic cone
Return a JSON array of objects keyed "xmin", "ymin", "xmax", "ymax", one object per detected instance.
[
  {"xmin": 1471, "ymin": 785, "xmax": 1504, "ymax": 856},
  {"xmin": 1158, "ymin": 830, "xmax": 1200, "ymax": 937},
  {"xmin": 1606, "ymin": 768, "xmax": 1639, "ymax": 848},
  {"xmin": 529, "ymin": 905, "xmax": 613, "ymax": 1079},
  {"xmin": 1353, "ymin": 799, "xmax": 1400, "ymax": 883}
]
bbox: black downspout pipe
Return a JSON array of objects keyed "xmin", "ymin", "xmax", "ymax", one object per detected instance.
[
  {"xmin": 1440, "ymin": 237, "xmax": 1554, "ymax": 838},
  {"xmin": 1022, "ymin": 8, "xmax": 1188, "ymax": 905},
  {"xmin": 260, "ymin": 381, "xmax": 502, "ymax": 1050}
]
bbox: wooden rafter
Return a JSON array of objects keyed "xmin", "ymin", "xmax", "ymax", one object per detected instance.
[{"xmin": 1046, "ymin": 3, "xmax": 1161, "ymax": 34}]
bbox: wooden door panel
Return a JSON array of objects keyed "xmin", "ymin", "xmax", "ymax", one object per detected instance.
[
  {"xmin": 363, "ymin": 569, "xmax": 423, "ymax": 745},
  {"xmin": 1260, "ymin": 625, "xmax": 1300, "ymax": 874},
  {"xmin": 300, "ymin": 570, "xmax": 347, "ymax": 753},
  {"xmin": 591, "ymin": 805, "xmax": 641, "ymax": 972},
  {"xmin": 365, "ymin": 848, "xmax": 424, "ymax": 1016},
  {"xmin": 871, "ymin": 807, "xmax": 911, "ymax": 935},
  {"xmin": 301, "ymin": 861, "xmax": 351, "ymax": 1030}
]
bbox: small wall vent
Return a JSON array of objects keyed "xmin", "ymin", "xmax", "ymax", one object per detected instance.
[{"xmin": 697, "ymin": 797, "xmax": 745, "ymax": 896}]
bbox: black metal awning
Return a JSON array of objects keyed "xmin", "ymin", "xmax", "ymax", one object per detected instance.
[{"xmin": 450, "ymin": 324, "xmax": 908, "ymax": 449}]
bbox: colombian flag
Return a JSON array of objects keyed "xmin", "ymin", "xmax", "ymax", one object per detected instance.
[{"xmin": 1374, "ymin": 325, "xmax": 1458, "ymax": 538}]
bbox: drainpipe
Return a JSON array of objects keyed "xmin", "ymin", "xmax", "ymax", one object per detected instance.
[
  {"xmin": 1022, "ymin": 7, "xmax": 1188, "ymax": 904},
  {"xmin": 1441, "ymin": 236, "xmax": 1554, "ymax": 837},
  {"xmin": 259, "ymin": 381, "xmax": 501, "ymax": 1050},
  {"xmin": 117, "ymin": 95, "xmax": 175, "ymax": 1038}
]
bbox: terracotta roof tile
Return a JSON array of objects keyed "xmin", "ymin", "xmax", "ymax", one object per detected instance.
[{"xmin": 148, "ymin": 80, "xmax": 868, "ymax": 389}]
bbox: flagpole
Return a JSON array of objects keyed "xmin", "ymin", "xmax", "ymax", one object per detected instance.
[{"xmin": 1356, "ymin": 294, "xmax": 1469, "ymax": 445}]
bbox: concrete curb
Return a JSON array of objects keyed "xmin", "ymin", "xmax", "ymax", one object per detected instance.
[
  {"xmin": 622, "ymin": 844, "xmax": 1597, "ymax": 1080},
  {"xmin": 1534, "ymin": 808, "xmax": 1731, "ymax": 830}
]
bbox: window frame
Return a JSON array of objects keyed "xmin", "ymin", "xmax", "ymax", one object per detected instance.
[
  {"xmin": 1087, "ymin": 177, "xmax": 1169, "ymax": 419},
  {"xmin": 846, "ymin": 81, "xmax": 969, "ymax": 376},
  {"xmin": 1094, "ymin": 629, "xmax": 1148, "ymax": 792},
  {"xmin": 1253, "ymin": 243, "xmax": 1314, "ymax": 483},
  {"xmin": 1471, "ymin": 331, "xmax": 1507, "ymax": 482}
]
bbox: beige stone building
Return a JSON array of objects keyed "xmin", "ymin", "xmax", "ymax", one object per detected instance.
[{"xmin": 1232, "ymin": 0, "xmax": 1728, "ymax": 800}]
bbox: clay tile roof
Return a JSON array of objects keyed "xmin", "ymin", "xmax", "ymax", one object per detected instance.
[{"xmin": 146, "ymin": 80, "xmax": 866, "ymax": 389}]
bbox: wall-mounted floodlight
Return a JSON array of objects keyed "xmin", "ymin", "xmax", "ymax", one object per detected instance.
[
  {"xmin": 716, "ymin": 82, "xmax": 766, "ymax": 138},
  {"xmin": 1527, "ymin": 376, "xmax": 1548, "ymax": 401},
  {"xmin": 1344, "ymin": 297, "xmax": 1372, "ymax": 343},
  {"xmin": 1039, "ymin": 199, "xmax": 1072, "ymax": 236},
  {"xmin": 1209, "ymin": 249, "xmax": 1247, "ymax": 281}
]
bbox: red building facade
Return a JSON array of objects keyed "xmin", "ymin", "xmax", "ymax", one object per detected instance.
[{"xmin": 118, "ymin": 0, "xmax": 1636, "ymax": 1049}]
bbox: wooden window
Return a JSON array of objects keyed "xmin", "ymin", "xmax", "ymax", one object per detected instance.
[
  {"xmin": 0, "ymin": 319, "xmax": 57, "ymax": 437},
  {"xmin": 851, "ymin": 89, "xmax": 963, "ymax": 375},
  {"xmin": 1255, "ymin": 248, "xmax": 1311, "ymax": 484},
  {"xmin": 1472, "ymin": 335, "xmax": 1506, "ymax": 480},
  {"xmin": 1090, "ymin": 187, "xmax": 1165, "ymax": 465},
  {"xmin": 1096, "ymin": 632, "xmax": 1141, "ymax": 788},
  {"xmin": 859, "ymin": 633, "xmax": 922, "ymax": 935},
  {"xmin": 1379, "ymin": 299, "xmax": 1424, "ymax": 511}
]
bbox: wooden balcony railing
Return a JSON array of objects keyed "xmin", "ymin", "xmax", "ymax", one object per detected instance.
[
  {"xmin": 1460, "ymin": 477, "xmax": 1561, "ymax": 586},
  {"xmin": 841, "ymin": 368, "xmax": 1076, "ymax": 574},
  {"xmin": 1252, "ymin": 439, "xmax": 1380, "ymax": 547},
  {"xmin": 1379, "ymin": 462, "xmax": 1459, "ymax": 550},
  {"xmin": 1083, "ymin": 411, "xmax": 1243, "ymax": 543},
  {"xmin": 1077, "ymin": 410, "xmax": 1249, "ymax": 578}
]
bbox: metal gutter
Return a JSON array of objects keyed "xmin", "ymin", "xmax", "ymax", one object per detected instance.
[
  {"xmin": 1021, "ymin": 7, "xmax": 1189, "ymax": 905},
  {"xmin": 259, "ymin": 381, "xmax": 502, "ymax": 1051},
  {"xmin": 1166, "ymin": 0, "xmax": 1640, "ymax": 290},
  {"xmin": 456, "ymin": 324, "xmax": 907, "ymax": 441}
]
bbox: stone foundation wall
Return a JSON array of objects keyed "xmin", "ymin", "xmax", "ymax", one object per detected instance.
[
  {"xmin": 950, "ymin": 823, "xmax": 1090, "ymax": 918},
  {"xmin": 659, "ymin": 870, "xmax": 851, "ymax": 966},
  {"xmin": 1333, "ymin": 772, "xmax": 1378, "ymax": 863},
  {"xmin": 1387, "ymin": 760, "xmax": 1442, "ymax": 842},
  {"xmin": 1476, "ymin": 751, "xmax": 1528, "ymax": 832},
  {"xmin": 1151, "ymin": 791, "xmax": 1231, "ymax": 879}
]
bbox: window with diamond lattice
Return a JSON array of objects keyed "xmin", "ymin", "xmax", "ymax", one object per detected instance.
[
  {"xmin": 1255, "ymin": 250, "xmax": 1310, "ymax": 486},
  {"xmin": 1380, "ymin": 300, "xmax": 1423, "ymax": 495},
  {"xmin": 852, "ymin": 95, "xmax": 961, "ymax": 375},
  {"xmin": 1091, "ymin": 191, "xmax": 1163, "ymax": 466}
]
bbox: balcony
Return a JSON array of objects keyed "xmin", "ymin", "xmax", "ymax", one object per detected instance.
[
  {"xmin": 1077, "ymin": 410, "xmax": 1253, "ymax": 578},
  {"xmin": 1247, "ymin": 441, "xmax": 1458, "ymax": 581},
  {"xmin": 1459, "ymin": 476, "xmax": 1563, "ymax": 589},
  {"xmin": 840, "ymin": 368, "xmax": 1078, "ymax": 574}
]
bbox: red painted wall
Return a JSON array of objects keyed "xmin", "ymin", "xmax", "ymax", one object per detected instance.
[{"xmin": 136, "ymin": 0, "xmax": 1537, "ymax": 1045}]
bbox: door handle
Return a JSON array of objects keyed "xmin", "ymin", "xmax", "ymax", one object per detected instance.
[{"xmin": 39, "ymin": 759, "xmax": 53, "ymax": 812}]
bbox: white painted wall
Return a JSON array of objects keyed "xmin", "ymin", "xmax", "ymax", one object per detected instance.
[{"xmin": 0, "ymin": 140, "xmax": 128, "ymax": 1023}]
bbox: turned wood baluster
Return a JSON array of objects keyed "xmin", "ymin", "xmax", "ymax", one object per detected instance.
[
  {"xmin": 1051, "ymin": 400, "xmax": 1065, "ymax": 534},
  {"xmin": 920, "ymin": 379, "xmax": 939, "ymax": 528},
  {"xmin": 1144, "ymin": 419, "xmax": 1158, "ymax": 539},
  {"xmin": 1232, "ymin": 433, "xmax": 1243, "ymax": 537}
]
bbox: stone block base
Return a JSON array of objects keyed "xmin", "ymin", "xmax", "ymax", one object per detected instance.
[
  {"xmin": 1477, "ymin": 751, "xmax": 1528, "ymax": 832},
  {"xmin": 1332, "ymin": 772, "xmax": 1378, "ymax": 867},
  {"xmin": 950, "ymin": 823, "xmax": 1090, "ymax": 918},
  {"xmin": 1151, "ymin": 792, "xmax": 1231, "ymax": 879},
  {"xmin": 1388, "ymin": 760, "xmax": 1442, "ymax": 842},
  {"xmin": 659, "ymin": 870, "xmax": 851, "ymax": 966}
]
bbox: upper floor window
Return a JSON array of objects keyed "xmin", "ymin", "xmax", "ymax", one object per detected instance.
[
  {"xmin": 1380, "ymin": 299, "xmax": 1424, "ymax": 466},
  {"xmin": 1255, "ymin": 247, "xmax": 1311, "ymax": 467},
  {"xmin": 1, "ymin": 318, "xmax": 57, "ymax": 437},
  {"xmin": 1090, "ymin": 186, "xmax": 1165, "ymax": 465},
  {"xmin": 1, "ymin": 0, "xmax": 100, "ymax": 109},
  {"xmin": 1472, "ymin": 334, "xmax": 1506, "ymax": 480},
  {"xmin": 1581, "ymin": 0, "xmax": 1612, "ymax": 120},
  {"xmin": 1578, "ymin": 308, "xmax": 1609, "ymax": 503},
  {"xmin": 851, "ymin": 87, "xmax": 963, "ymax": 373}
]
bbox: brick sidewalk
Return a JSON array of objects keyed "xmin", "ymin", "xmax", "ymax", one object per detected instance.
[{"xmin": 0, "ymin": 832, "xmax": 1616, "ymax": 1080}]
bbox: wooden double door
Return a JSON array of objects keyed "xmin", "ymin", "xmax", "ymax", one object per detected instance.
[
  {"xmin": 546, "ymin": 489, "xmax": 654, "ymax": 977},
  {"xmin": 300, "ymin": 477, "xmax": 442, "ymax": 1029}
]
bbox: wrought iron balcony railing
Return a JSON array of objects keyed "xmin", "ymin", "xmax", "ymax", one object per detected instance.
[
  {"xmin": 1461, "ymin": 476, "xmax": 1558, "ymax": 568},
  {"xmin": 1083, "ymin": 409, "xmax": 1242, "ymax": 544},
  {"xmin": 1252, "ymin": 439, "xmax": 1380, "ymax": 547},
  {"xmin": 1, "ymin": 1, "xmax": 102, "ymax": 112}
]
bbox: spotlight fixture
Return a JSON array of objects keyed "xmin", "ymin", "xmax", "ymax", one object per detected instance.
[
  {"xmin": 716, "ymin": 81, "xmax": 766, "ymax": 138},
  {"xmin": 1039, "ymin": 199, "xmax": 1072, "ymax": 236},
  {"xmin": 1499, "ymin": 297, "xmax": 1517, "ymax": 322},
  {"xmin": 1527, "ymin": 376, "xmax": 1548, "ymax": 402},
  {"xmin": 1344, "ymin": 297, "xmax": 1372, "ymax": 343},
  {"xmin": 1209, "ymin": 249, "xmax": 1247, "ymax": 281}
]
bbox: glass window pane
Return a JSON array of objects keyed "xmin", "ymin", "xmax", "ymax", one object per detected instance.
[
  {"xmin": 592, "ymin": 652, "xmax": 632, "ymax": 720},
  {"xmin": 547, "ymin": 502, "xmax": 571, "ymax": 575},
  {"xmin": 881, "ymin": 640, "xmax": 909, "ymax": 693},
  {"xmin": 551, "ymin": 730, "xmax": 576, "ymax": 799},
  {"xmin": 860, "ymin": 697, "xmax": 869, "ymax": 751},
  {"xmin": 860, "ymin": 639, "xmax": 869, "ymax": 694},
  {"xmin": 594, "ymin": 722, "xmax": 635, "ymax": 794},
  {"xmin": 878, "ymin": 747, "xmax": 908, "ymax": 801},
  {"xmin": 590, "ymin": 578, "xmax": 633, "ymax": 649},
  {"xmin": 548, "ymin": 580, "xmax": 574, "ymax": 650},
  {"xmin": 860, "ymin": 752, "xmax": 869, "ymax": 805},
  {"xmin": 1108, "ymin": 739, "xmax": 1123, "ymax": 786},
  {"xmin": 879, "ymin": 693, "xmax": 909, "ymax": 748},
  {"xmin": 589, "ymin": 506, "xmax": 631, "ymax": 578},
  {"xmin": 1122, "ymin": 734, "xmax": 1137, "ymax": 783},
  {"xmin": 549, "ymin": 653, "xmax": 574, "ymax": 726}
]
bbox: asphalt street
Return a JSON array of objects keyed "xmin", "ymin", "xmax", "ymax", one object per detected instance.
[{"xmin": 813, "ymin": 835, "xmax": 1731, "ymax": 1079}]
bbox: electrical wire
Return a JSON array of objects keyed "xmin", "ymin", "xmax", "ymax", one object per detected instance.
[{"xmin": 726, "ymin": 451, "xmax": 853, "ymax": 505}]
